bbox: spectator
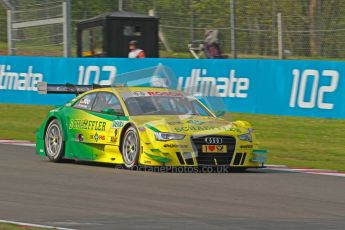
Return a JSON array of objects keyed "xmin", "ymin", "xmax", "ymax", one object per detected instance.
[{"xmin": 128, "ymin": 40, "xmax": 145, "ymax": 58}]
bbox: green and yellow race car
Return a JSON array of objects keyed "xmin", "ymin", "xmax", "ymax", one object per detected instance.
[{"xmin": 36, "ymin": 83, "xmax": 266, "ymax": 170}]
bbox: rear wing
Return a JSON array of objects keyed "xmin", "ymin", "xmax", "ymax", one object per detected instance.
[{"xmin": 37, "ymin": 82, "xmax": 111, "ymax": 95}]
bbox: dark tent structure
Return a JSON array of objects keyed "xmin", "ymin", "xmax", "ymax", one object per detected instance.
[{"xmin": 77, "ymin": 11, "xmax": 159, "ymax": 58}]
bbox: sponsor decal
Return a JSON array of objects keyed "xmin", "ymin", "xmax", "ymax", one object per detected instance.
[
  {"xmin": 163, "ymin": 144, "xmax": 188, "ymax": 148},
  {"xmin": 133, "ymin": 91, "xmax": 147, "ymax": 97},
  {"xmin": 90, "ymin": 132, "xmax": 105, "ymax": 142},
  {"xmin": 217, "ymin": 145, "xmax": 224, "ymax": 151},
  {"xmin": 90, "ymin": 133, "xmax": 97, "ymax": 142},
  {"xmin": 121, "ymin": 92, "xmax": 146, "ymax": 99},
  {"xmin": 174, "ymin": 126, "xmax": 241, "ymax": 132},
  {"xmin": 79, "ymin": 97, "xmax": 91, "ymax": 105},
  {"xmin": 202, "ymin": 144, "xmax": 227, "ymax": 153},
  {"xmin": 147, "ymin": 91, "xmax": 184, "ymax": 97},
  {"xmin": 177, "ymin": 69, "xmax": 249, "ymax": 98},
  {"xmin": 187, "ymin": 120, "xmax": 205, "ymax": 125},
  {"xmin": 76, "ymin": 133, "xmax": 84, "ymax": 142},
  {"xmin": 110, "ymin": 136, "xmax": 117, "ymax": 142},
  {"xmin": 0, "ymin": 65, "xmax": 43, "ymax": 91},
  {"xmin": 122, "ymin": 91, "xmax": 184, "ymax": 99},
  {"xmin": 76, "ymin": 97, "xmax": 93, "ymax": 109},
  {"xmin": 78, "ymin": 65, "xmax": 116, "ymax": 85},
  {"xmin": 289, "ymin": 69, "xmax": 339, "ymax": 110},
  {"xmin": 167, "ymin": 121, "xmax": 182, "ymax": 125},
  {"xmin": 207, "ymin": 146, "xmax": 217, "ymax": 151},
  {"xmin": 69, "ymin": 119, "xmax": 106, "ymax": 131},
  {"xmin": 50, "ymin": 108, "xmax": 59, "ymax": 112},
  {"xmin": 240, "ymin": 144, "xmax": 253, "ymax": 149},
  {"xmin": 111, "ymin": 120, "xmax": 125, "ymax": 128}
]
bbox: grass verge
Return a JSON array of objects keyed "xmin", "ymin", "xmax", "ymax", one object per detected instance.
[
  {"xmin": 0, "ymin": 104, "xmax": 344, "ymax": 171},
  {"xmin": 228, "ymin": 113, "xmax": 345, "ymax": 171},
  {"xmin": 0, "ymin": 104, "xmax": 53, "ymax": 142}
]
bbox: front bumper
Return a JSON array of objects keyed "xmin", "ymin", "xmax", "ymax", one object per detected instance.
[{"xmin": 139, "ymin": 135, "xmax": 267, "ymax": 168}]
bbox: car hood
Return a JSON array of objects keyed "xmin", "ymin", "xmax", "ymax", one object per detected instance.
[{"xmin": 130, "ymin": 115, "xmax": 249, "ymax": 136}]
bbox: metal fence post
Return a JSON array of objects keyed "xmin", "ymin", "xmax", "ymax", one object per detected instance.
[
  {"xmin": 277, "ymin": 12, "xmax": 284, "ymax": 59},
  {"xmin": 119, "ymin": 0, "xmax": 123, "ymax": 11},
  {"xmin": 153, "ymin": 0, "xmax": 156, "ymax": 14},
  {"xmin": 63, "ymin": 0, "xmax": 71, "ymax": 57},
  {"xmin": 190, "ymin": 0, "xmax": 195, "ymax": 42},
  {"xmin": 271, "ymin": 0, "xmax": 277, "ymax": 55},
  {"xmin": 230, "ymin": 0, "xmax": 237, "ymax": 59},
  {"xmin": 6, "ymin": 10, "xmax": 15, "ymax": 55}
]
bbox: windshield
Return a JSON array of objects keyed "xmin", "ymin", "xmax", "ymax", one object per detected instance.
[{"xmin": 122, "ymin": 93, "xmax": 212, "ymax": 116}]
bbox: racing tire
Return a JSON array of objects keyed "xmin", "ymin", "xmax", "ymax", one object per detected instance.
[
  {"xmin": 44, "ymin": 119, "xmax": 65, "ymax": 162},
  {"xmin": 121, "ymin": 126, "xmax": 140, "ymax": 169}
]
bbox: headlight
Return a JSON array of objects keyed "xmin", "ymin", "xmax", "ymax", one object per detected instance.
[
  {"xmin": 239, "ymin": 133, "xmax": 252, "ymax": 142},
  {"xmin": 154, "ymin": 132, "xmax": 185, "ymax": 141}
]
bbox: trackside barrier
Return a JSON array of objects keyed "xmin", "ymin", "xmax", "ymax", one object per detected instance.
[{"xmin": 0, "ymin": 56, "xmax": 344, "ymax": 119}]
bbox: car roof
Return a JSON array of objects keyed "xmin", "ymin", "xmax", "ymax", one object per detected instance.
[{"xmin": 91, "ymin": 86, "xmax": 182, "ymax": 94}]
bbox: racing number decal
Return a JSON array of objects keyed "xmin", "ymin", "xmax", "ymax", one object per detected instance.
[
  {"xmin": 78, "ymin": 65, "xmax": 116, "ymax": 85},
  {"xmin": 289, "ymin": 69, "xmax": 339, "ymax": 110}
]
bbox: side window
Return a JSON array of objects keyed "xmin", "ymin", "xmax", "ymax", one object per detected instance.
[
  {"xmin": 73, "ymin": 93, "xmax": 96, "ymax": 110},
  {"xmin": 92, "ymin": 92, "xmax": 124, "ymax": 114},
  {"xmin": 107, "ymin": 94, "xmax": 124, "ymax": 114},
  {"xmin": 193, "ymin": 101, "xmax": 211, "ymax": 116}
]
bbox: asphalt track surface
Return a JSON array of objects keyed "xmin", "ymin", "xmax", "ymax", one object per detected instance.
[{"xmin": 1, "ymin": 144, "xmax": 345, "ymax": 230}]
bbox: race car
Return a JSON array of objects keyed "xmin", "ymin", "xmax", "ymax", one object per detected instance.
[{"xmin": 36, "ymin": 83, "xmax": 266, "ymax": 169}]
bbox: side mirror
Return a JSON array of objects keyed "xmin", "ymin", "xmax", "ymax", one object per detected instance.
[
  {"xmin": 102, "ymin": 108, "xmax": 118, "ymax": 116},
  {"xmin": 214, "ymin": 111, "xmax": 226, "ymax": 117}
]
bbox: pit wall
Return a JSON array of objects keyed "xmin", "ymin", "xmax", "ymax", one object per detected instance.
[{"xmin": 0, "ymin": 56, "xmax": 344, "ymax": 119}]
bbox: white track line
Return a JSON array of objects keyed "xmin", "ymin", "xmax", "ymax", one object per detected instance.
[
  {"xmin": 0, "ymin": 139, "xmax": 35, "ymax": 147},
  {"xmin": 0, "ymin": 219, "xmax": 76, "ymax": 230},
  {"xmin": 266, "ymin": 165, "xmax": 345, "ymax": 177}
]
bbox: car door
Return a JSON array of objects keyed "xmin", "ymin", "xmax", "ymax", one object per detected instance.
[
  {"xmin": 89, "ymin": 92, "xmax": 127, "ymax": 162},
  {"xmin": 65, "ymin": 92, "xmax": 99, "ymax": 160}
]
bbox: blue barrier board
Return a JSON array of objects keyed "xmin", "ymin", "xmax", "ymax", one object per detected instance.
[{"xmin": 0, "ymin": 56, "xmax": 344, "ymax": 118}]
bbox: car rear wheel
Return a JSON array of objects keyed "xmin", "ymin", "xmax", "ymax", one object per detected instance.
[
  {"xmin": 121, "ymin": 127, "xmax": 140, "ymax": 169},
  {"xmin": 45, "ymin": 119, "xmax": 64, "ymax": 162}
]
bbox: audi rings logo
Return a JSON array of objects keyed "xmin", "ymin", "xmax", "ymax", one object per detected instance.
[{"xmin": 204, "ymin": 137, "xmax": 223, "ymax": 144}]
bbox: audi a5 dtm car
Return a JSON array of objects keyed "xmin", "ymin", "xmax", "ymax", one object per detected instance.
[{"xmin": 36, "ymin": 82, "xmax": 266, "ymax": 169}]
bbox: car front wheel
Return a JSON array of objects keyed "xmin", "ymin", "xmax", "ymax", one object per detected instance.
[
  {"xmin": 44, "ymin": 119, "xmax": 65, "ymax": 162},
  {"xmin": 121, "ymin": 127, "xmax": 140, "ymax": 169}
]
